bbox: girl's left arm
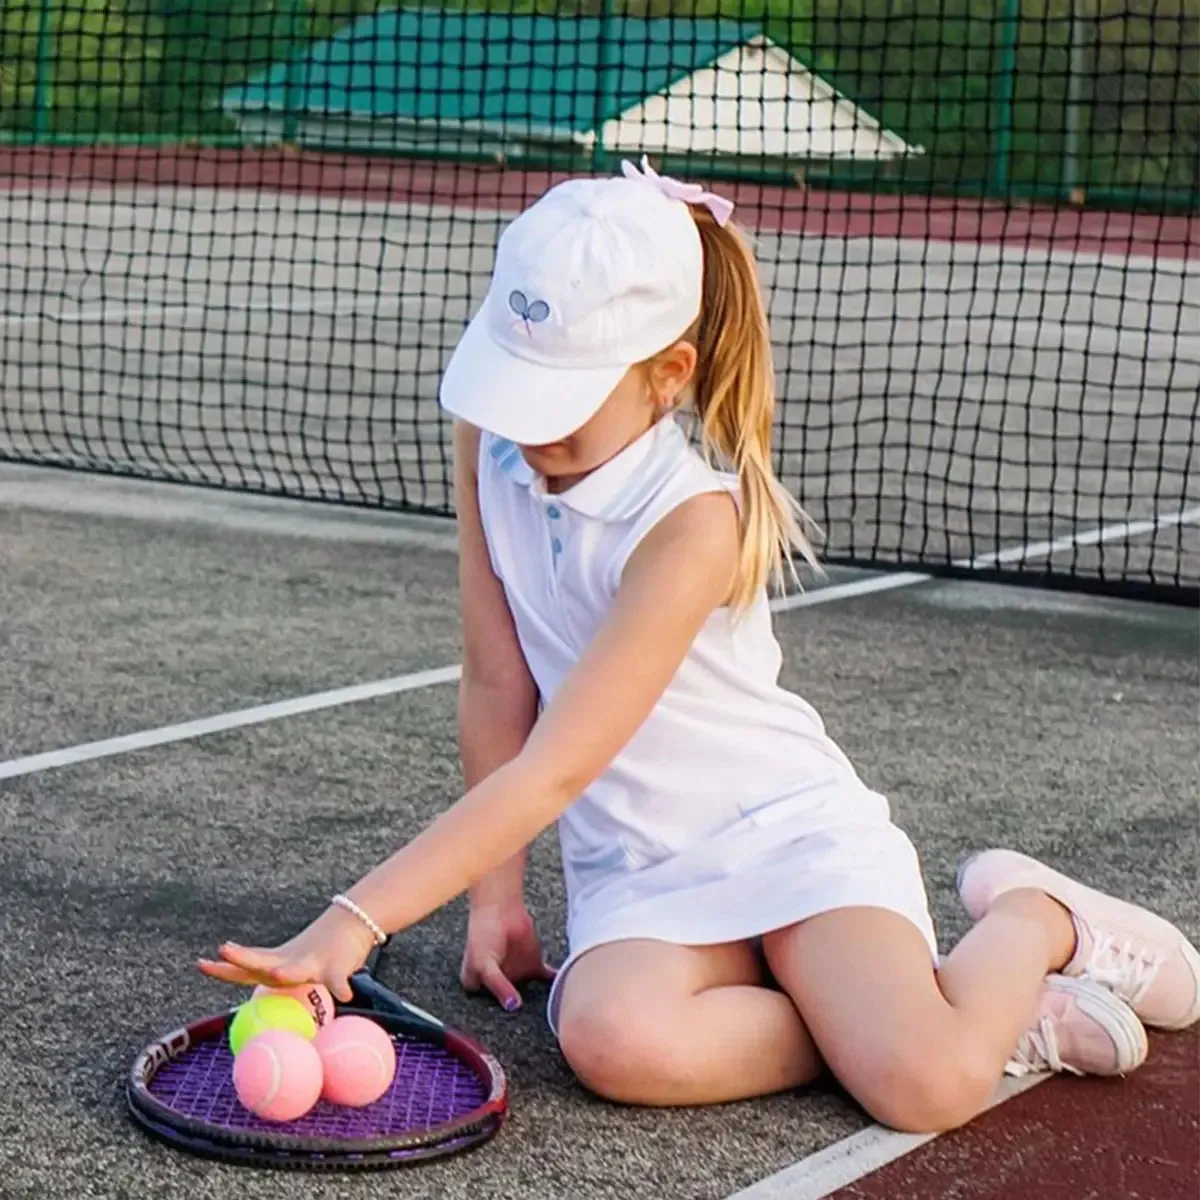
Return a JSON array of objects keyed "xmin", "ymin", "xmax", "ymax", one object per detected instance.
[{"xmin": 202, "ymin": 489, "xmax": 738, "ymax": 996}]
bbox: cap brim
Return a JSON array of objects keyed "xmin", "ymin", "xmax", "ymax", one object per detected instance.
[{"xmin": 439, "ymin": 309, "xmax": 629, "ymax": 445}]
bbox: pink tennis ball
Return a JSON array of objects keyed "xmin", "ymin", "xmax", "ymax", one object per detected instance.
[
  {"xmin": 314, "ymin": 1015, "xmax": 396, "ymax": 1107},
  {"xmin": 232, "ymin": 1029, "xmax": 324, "ymax": 1122},
  {"xmin": 252, "ymin": 982, "xmax": 335, "ymax": 1029}
]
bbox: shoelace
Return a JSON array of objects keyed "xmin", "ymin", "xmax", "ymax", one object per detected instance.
[
  {"xmin": 1080, "ymin": 930, "xmax": 1163, "ymax": 1005},
  {"xmin": 1006, "ymin": 1016, "xmax": 1083, "ymax": 1078}
]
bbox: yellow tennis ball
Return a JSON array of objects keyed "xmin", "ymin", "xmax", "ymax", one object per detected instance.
[{"xmin": 228, "ymin": 994, "xmax": 316, "ymax": 1057}]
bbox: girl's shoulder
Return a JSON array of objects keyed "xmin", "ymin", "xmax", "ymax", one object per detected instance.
[{"xmin": 477, "ymin": 430, "xmax": 535, "ymax": 487}]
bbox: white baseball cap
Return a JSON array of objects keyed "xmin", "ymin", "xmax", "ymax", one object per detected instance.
[{"xmin": 438, "ymin": 157, "xmax": 734, "ymax": 445}]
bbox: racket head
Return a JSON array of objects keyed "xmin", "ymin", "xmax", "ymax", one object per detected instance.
[{"xmin": 126, "ymin": 989, "xmax": 507, "ymax": 1170}]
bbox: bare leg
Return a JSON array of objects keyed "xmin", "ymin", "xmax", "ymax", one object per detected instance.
[
  {"xmin": 937, "ymin": 888, "xmax": 1074, "ymax": 1029},
  {"xmin": 555, "ymin": 938, "xmax": 823, "ymax": 1106},
  {"xmin": 764, "ymin": 893, "xmax": 1075, "ymax": 1132}
]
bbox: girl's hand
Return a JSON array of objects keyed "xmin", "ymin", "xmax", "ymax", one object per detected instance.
[
  {"xmin": 460, "ymin": 904, "xmax": 556, "ymax": 1012},
  {"xmin": 197, "ymin": 905, "xmax": 379, "ymax": 1003}
]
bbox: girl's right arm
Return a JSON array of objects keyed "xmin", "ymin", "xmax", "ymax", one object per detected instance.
[{"xmin": 453, "ymin": 421, "xmax": 555, "ymax": 1007}]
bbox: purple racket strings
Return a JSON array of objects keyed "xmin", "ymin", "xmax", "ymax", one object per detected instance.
[{"xmin": 148, "ymin": 1031, "xmax": 489, "ymax": 1137}]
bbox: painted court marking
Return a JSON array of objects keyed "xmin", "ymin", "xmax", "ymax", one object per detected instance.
[
  {"xmin": 726, "ymin": 1075, "xmax": 1047, "ymax": 1200},
  {"xmin": 0, "ymin": 292, "xmax": 418, "ymax": 331},
  {"xmin": 0, "ymin": 572, "xmax": 899, "ymax": 783},
  {"xmin": 1, "ymin": 505, "xmax": 1196, "ymax": 783},
  {"xmin": 0, "ymin": 665, "xmax": 463, "ymax": 781},
  {"xmin": 772, "ymin": 503, "xmax": 1200, "ymax": 613}
]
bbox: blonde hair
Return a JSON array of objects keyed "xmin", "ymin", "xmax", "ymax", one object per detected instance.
[{"xmin": 676, "ymin": 206, "xmax": 822, "ymax": 609}]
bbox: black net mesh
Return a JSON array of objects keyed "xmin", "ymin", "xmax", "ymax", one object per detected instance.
[{"xmin": 1, "ymin": 1, "xmax": 1196, "ymax": 603}]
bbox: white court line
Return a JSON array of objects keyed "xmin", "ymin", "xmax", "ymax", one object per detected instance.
[
  {"xmin": 0, "ymin": 293, "xmax": 415, "ymax": 330},
  {"xmin": 0, "ymin": 571, "xmax": 902, "ymax": 782},
  {"xmin": 726, "ymin": 1074, "xmax": 1048, "ymax": 1200},
  {"xmin": 0, "ymin": 666, "xmax": 462, "ymax": 782},
  {"xmin": 773, "ymin": 504, "xmax": 1200, "ymax": 614},
  {"xmin": 0, "ymin": 505, "xmax": 1196, "ymax": 783}
]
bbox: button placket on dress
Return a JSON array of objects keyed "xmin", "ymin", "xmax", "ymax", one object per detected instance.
[
  {"xmin": 535, "ymin": 488, "xmax": 566, "ymax": 611},
  {"xmin": 545, "ymin": 500, "xmax": 565, "ymax": 572}
]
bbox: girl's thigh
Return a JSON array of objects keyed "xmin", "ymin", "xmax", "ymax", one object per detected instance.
[
  {"xmin": 556, "ymin": 937, "xmax": 765, "ymax": 1024},
  {"xmin": 763, "ymin": 908, "xmax": 998, "ymax": 1131},
  {"xmin": 553, "ymin": 938, "xmax": 762, "ymax": 1065},
  {"xmin": 553, "ymin": 937, "xmax": 813, "ymax": 1106}
]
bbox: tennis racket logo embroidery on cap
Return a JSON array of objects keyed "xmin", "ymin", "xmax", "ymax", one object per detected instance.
[{"xmin": 509, "ymin": 290, "xmax": 550, "ymax": 335}]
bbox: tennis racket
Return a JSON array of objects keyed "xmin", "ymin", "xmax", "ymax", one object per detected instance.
[{"xmin": 126, "ymin": 943, "xmax": 508, "ymax": 1170}]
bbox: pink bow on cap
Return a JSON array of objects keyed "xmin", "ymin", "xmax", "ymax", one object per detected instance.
[{"xmin": 620, "ymin": 155, "xmax": 735, "ymax": 227}]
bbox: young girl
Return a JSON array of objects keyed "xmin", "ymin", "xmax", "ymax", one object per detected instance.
[{"xmin": 201, "ymin": 158, "xmax": 1199, "ymax": 1132}]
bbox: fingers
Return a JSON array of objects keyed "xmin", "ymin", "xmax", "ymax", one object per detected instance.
[
  {"xmin": 327, "ymin": 975, "xmax": 355, "ymax": 1005},
  {"xmin": 196, "ymin": 958, "xmax": 265, "ymax": 987},
  {"xmin": 217, "ymin": 942, "xmax": 309, "ymax": 983},
  {"xmin": 196, "ymin": 942, "xmax": 311, "ymax": 992},
  {"xmin": 198, "ymin": 956, "xmax": 354, "ymax": 1008},
  {"xmin": 477, "ymin": 958, "xmax": 523, "ymax": 1012},
  {"xmin": 462, "ymin": 948, "xmax": 559, "ymax": 1011}
]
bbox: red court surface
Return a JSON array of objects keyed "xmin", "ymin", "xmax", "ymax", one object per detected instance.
[
  {"xmin": 1, "ymin": 145, "xmax": 1196, "ymax": 260},
  {"xmin": 832, "ymin": 1028, "xmax": 1199, "ymax": 1200}
]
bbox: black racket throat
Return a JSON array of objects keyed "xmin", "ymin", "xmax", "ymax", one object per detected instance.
[{"xmin": 347, "ymin": 968, "xmax": 447, "ymax": 1040}]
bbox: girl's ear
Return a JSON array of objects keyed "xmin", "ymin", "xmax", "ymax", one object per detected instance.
[{"xmin": 647, "ymin": 340, "xmax": 698, "ymax": 412}]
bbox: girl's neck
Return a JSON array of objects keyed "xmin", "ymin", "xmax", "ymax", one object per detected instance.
[{"xmin": 541, "ymin": 414, "xmax": 664, "ymax": 496}]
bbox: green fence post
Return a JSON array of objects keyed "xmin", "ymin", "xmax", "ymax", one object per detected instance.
[
  {"xmin": 281, "ymin": 0, "xmax": 302, "ymax": 145},
  {"xmin": 1061, "ymin": 0, "xmax": 1085, "ymax": 202},
  {"xmin": 32, "ymin": 0, "xmax": 54, "ymax": 141},
  {"xmin": 991, "ymin": 0, "xmax": 1019, "ymax": 195},
  {"xmin": 590, "ymin": 0, "xmax": 614, "ymax": 173}
]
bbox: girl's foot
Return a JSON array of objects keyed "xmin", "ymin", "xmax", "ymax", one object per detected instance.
[
  {"xmin": 1007, "ymin": 975, "xmax": 1148, "ymax": 1078},
  {"xmin": 958, "ymin": 849, "xmax": 1200, "ymax": 1031}
]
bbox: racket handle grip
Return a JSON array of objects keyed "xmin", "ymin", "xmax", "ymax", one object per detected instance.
[{"xmin": 348, "ymin": 969, "xmax": 446, "ymax": 1038}]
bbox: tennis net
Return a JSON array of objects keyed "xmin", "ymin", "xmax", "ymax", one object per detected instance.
[{"xmin": 1, "ymin": 4, "xmax": 1196, "ymax": 604}]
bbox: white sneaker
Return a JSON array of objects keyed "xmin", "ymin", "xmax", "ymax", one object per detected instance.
[
  {"xmin": 959, "ymin": 849, "xmax": 1200, "ymax": 1031},
  {"xmin": 1006, "ymin": 975, "xmax": 1148, "ymax": 1079}
]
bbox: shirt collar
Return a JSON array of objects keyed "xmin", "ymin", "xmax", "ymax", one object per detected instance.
[{"xmin": 490, "ymin": 417, "xmax": 687, "ymax": 522}]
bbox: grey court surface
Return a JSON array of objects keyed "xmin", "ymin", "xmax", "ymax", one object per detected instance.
[
  {"xmin": 2, "ymin": 186, "xmax": 1197, "ymax": 584},
  {"xmin": 1, "ymin": 469, "xmax": 1196, "ymax": 1200}
]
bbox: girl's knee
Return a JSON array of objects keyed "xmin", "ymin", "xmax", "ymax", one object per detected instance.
[
  {"xmin": 557, "ymin": 999, "xmax": 690, "ymax": 1105},
  {"xmin": 855, "ymin": 1044, "xmax": 999, "ymax": 1133}
]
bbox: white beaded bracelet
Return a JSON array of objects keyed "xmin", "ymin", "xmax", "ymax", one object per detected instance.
[{"xmin": 331, "ymin": 893, "xmax": 388, "ymax": 946}]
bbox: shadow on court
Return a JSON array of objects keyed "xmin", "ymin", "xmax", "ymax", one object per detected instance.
[{"xmin": 1, "ymin": 470, "xmax": 1196, "ymax": 1200}]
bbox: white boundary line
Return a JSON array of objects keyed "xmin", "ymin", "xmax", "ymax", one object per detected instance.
[
  {"xmin": 726, "ymin": 1074, "xmax": 1048, "ymax": 1200},
  {"xmin": 0, "ymin": 293, "xmax": 415, "ymax": 330},
  {"xmin": 0, "ymin": 571, "xmax": 903, "ymax": 783},
  {"xmin": 774, "ymin": 504, "xmax": 1200, "ymax": 613},
  {"xmin": 0, "ymin": 666, "xmax": 462, "ymax": 781},
  {"xmin": 0, "ymin": 505, "xmax": 1195, "ymax": 783}
]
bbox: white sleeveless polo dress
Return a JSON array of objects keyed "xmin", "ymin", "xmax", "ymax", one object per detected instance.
[{"xmin": 475, "ymin": 417, "xmax": 939, "ymax": 1034}]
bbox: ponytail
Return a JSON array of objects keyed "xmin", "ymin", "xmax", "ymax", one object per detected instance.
[{"xmin": 686, "ymin": 206, "xmax": 821, "ymax": 609}]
